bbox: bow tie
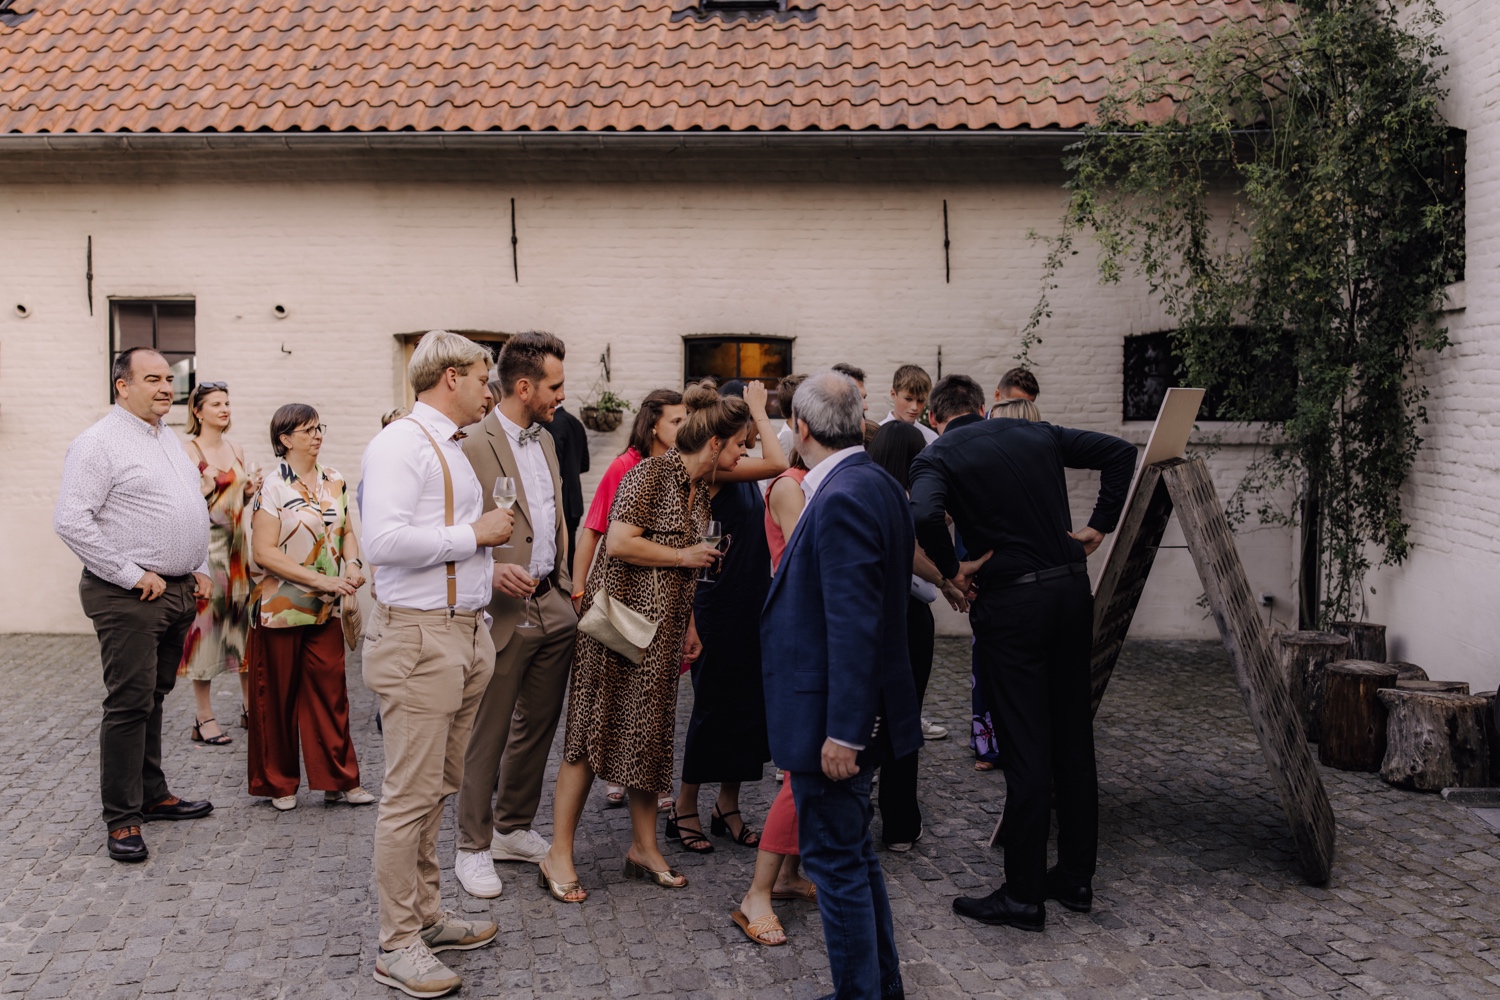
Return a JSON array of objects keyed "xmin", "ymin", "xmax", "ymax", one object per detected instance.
[
  {"xmin": 450, "ymin": 430, "xmax": 468, "ymax": 441},
  {"xmin": 516, "ymin": 424, "xmax": 544, "ymax": 446}
]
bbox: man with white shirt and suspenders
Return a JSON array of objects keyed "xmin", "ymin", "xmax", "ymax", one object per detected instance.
[{"xmin": 359, "ymin": 331, "xmax": 516, "ymax": 998}]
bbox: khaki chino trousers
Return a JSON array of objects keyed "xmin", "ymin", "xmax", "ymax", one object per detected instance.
[
  {"xmin": 456, "ymin": 586, "xmax": 577, "ymax": 852},
  {"xmin": 362, "ymin": 603, "xmax": 495, "ymax": 952}
]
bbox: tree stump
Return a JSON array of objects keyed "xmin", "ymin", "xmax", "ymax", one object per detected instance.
[
  {"xmin": 1390, "ymin": 661, "xmax": 1429, "ymax": 682},
  {"xmin": 1477, "ymin": 692, "xmax": 1500, "ymax": 786},
  {"xmin": 1320, "ymin": 660, "xmax": 1400, "ymax": 772},
  {"xmin": 1329, "ymin": 621, "xmax": 1387, "ymax": 663},
  {"xmin": 1377, "ymin": 689, "xmax": 1491, "ymax": 791},
  {"xmin": 1395, "ymin": 679, "xmax": 1469, "ymax": 695},
  {"xmin": 1271, "ymin": 631, "xmax": 1349, "ymax": 742}
]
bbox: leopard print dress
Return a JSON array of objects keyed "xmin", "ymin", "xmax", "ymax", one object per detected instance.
[{"xmin": 563, "ymin": 449, "xmax": 708, "ymax": 792}]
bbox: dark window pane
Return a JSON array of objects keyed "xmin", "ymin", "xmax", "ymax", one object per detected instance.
[
  {"xmin": 1123, "ymin": 332, "xmax": 1174, "ymax": 421},
  {"xmin": 154, "ymin": 302, "xmax": 196, "ymax": 354},
  {"xmin": 685, "ymin": 340, "xmax": 739, "ymax": 382},
  {"xmin": 113, "ymin": 303, "xmax": 156, "ymax": 350}
]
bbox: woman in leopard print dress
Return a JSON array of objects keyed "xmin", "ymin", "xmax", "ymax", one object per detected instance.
[{"xmin": 541, "ymin": 382, "xmax": 753, "ymax": 902}]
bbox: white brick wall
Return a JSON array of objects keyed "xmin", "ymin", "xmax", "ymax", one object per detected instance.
[
  {"xmin": 0, "ymin": 159, "xmax": 1295, "ymax": 637},
  {"xmin": 1363, "ymin": 0, "xmax": 1500, "ymax": 692}
]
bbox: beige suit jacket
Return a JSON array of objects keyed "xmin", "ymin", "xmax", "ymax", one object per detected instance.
[{"xmin": 462, "ymin": 409, "xmax": 573, "ymax": 643}]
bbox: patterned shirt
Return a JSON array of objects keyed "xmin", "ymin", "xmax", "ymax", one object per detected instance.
[
  {"xmin": 54, "ymin": 405, "xmax": 210, "ymax": 590},
  {"xmin": 251, "ymin": 462, "xmax": 349, "ymax": 628}
]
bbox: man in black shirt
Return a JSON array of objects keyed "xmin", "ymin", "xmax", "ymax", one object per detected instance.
[
  {"xmin": 910, "ymin": 374, "xmax": 1136, "ymax": 931},
  {"xmin": 542, "ymin": 403, "xmax": 590, "ymax": 561}
]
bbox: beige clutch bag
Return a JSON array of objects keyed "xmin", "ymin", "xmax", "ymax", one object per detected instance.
[{"xmin": 577, "ymin": 558, "xmax": 660, "ymax": 664}]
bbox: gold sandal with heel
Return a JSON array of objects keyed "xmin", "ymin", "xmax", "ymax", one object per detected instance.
[
  {"xmin": 537, "ymin": 862, "xmax": 587, "ymax": 903},
  {"xmin": 623, "ymin": 857, "xmax": 687, "ymax": 889}
]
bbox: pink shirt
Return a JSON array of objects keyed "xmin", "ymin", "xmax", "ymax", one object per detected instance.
[
  {"xmin": 763, "ymin": 467, "xmax": 808, "ymax": 573},
  {"xmin": 583, "ymin": 447, "xmax": 643, "ymax": 534}
]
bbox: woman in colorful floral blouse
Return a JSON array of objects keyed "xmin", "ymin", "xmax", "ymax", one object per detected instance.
[
  {"xmin": 247, "ymin": 403, "xmax": 374, "ymax": 811},
  {"xmin": 178, "ymin": 381, "xmax": 260, "ymax": 745}
]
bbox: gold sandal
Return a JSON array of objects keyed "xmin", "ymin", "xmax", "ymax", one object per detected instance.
[
  {"xmin": 623, "ymin": 857, "xmax": 688, "ymax": 889},
  {"xmin": 537, "ymin": 862, "xmax": 587, "ymax": 903}
]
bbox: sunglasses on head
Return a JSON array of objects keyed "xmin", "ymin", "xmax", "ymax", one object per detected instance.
[{"xmin": 195, "ymin": 380, "xmax": 228, "ymax": 394}]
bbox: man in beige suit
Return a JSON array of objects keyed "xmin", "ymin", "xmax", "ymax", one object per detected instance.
[{"xmin": 453, "ymin": 331, "xmax": 579, "ymax": 898}]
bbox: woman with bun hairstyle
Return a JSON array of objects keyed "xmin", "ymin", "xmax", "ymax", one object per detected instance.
[
  {"xmin": 571, "ymin": 388, "xmax": 687, "ymax": 809},
  {"xmin": 540, "ymin": 381, "xmax": 755, "ymax": 901},
  {"xmin": 668, "ymin": 378, "xmax": 788, "ymax": 855}
]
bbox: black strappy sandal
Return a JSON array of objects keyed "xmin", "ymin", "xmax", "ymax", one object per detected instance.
[
  {"xmin": 710, "ymin": 806, "xmax": 761, "ymax": 847},
  {"xmin": 665, "ymin": 807, "xmax": 715, "ymax": 854},
  {"xmin": 190, "ymin": 717, "xmax": 233, "ymax": 746}
]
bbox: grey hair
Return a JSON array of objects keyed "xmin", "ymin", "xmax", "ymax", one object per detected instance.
[
  {"xmin": 794, "ymin": 370, "xmax": 866, "ymax": 449},
  {"xmin": 990, "ymin": 398, "xmax": 1041, "ymax": 422},
  {"xmin": 407, "ymin": 330, "xmax": 492, "ymax": 395}
]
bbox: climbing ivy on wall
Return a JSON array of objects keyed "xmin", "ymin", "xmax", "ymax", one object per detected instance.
[{"xmin": 1025, "ymin": 0, "xmax": 1463, "ymax": 627}]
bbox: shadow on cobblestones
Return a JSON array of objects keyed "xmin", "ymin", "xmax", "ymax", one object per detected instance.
[{"xmin": 1, "ymin": 634, "xmax": 1498, "ymax": 998}]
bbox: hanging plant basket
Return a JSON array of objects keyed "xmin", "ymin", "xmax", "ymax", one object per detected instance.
[{"xmin": 580, "ymin": 406, "xmax": 624, "ymax": 433}]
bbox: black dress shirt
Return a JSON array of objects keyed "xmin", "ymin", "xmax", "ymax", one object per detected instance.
[
  {"xmin": 543, "ymin": 405, "xmax": 591, "ymax": 524},
  {"xmin": 909, "ymin": 418, "xmax": 1137, "ymax": 582}
]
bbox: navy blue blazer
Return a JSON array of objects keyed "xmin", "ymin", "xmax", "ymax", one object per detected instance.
[{"xmin": 760, "ymin": 451, "xmax": 923, "ymax": 774}]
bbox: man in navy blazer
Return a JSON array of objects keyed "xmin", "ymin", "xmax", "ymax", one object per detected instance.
[{"xmin": 761, "ymin": 370, "xmax": 921, "ymax": 1000}]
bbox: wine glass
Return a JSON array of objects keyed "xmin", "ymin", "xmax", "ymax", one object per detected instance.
[
  {"xmin": 491, "ymin": 477, "xmax": 516, "ymax": 549},
  {"xmin": 696, "ymin": 520, "xmax": 723, "ymax": 583},
  {"xmin": 517, "ymin": 576, "xmax": 541, "ymax": 630}
]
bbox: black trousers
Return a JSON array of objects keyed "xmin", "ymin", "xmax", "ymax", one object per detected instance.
[
  {"xmin": 79, "ymin": 570, "xmax": 196, "ymax": 831},
  {"xmin": 970, "ymin": 572, "xmax": 1096, "ymax": 903},
  {"xmin": 877, "ymin": 597, "xmax": 935, "ymax": 843}
]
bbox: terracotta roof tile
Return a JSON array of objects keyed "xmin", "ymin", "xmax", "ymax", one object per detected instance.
[{"xmin": 0, "ymin": 0, "xmax": 1272, "ymax": 133}]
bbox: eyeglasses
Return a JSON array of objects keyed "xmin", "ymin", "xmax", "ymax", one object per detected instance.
[
  {"xmin": 198, "ymin": 381, "xmax": 228, "ymax": 392},
  {"xmin": 294, "ymin": 424, "xmax": 328, "ymax": 436}
]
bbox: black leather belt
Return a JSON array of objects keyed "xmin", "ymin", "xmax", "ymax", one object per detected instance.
[
  {"xmin": 993, "ymin": 562, "xmax": 1088, "ymax": 589},
  {"xmin": 532, "ymin": 577, "xmax": 553, "ymax": 599}
]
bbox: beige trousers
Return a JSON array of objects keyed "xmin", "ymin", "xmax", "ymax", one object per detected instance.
[
  {"xmin": 362, "ymin": 603, "xmax": 495, "ymax": 952},
  {"xmin": 456, "ymin": 587, "xmax": 577, "ymax": 852}
]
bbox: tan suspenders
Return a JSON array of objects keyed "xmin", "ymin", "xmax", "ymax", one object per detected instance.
[{"xmin": 405, "ymin": 418, "xmax": 459, "ymax": 617}]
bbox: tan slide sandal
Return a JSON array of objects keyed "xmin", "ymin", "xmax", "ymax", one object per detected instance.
[{"xmin": 731, "ymin": 910, "xmax": 787, "ymax": 946}]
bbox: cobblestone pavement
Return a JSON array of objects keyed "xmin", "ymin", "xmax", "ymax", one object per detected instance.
[{"xmin": 3, "ymin": 634, "xmax": 1500, "ymax": 999}]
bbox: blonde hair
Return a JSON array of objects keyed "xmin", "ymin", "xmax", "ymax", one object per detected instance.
[
  {"xmin": 675, "ymin": 379, "xmax": 752, "ymax": 455},
  {"xmin": 408, "ymin": 330, "xmax": 493, "ymax": 395},
  {"xmin": 380, "ymin": 406, "xmax": 409, "ymax": 428},
  {"xmin": 990, "ymin": 398, "xmax": 1041, "ymax": 422}
]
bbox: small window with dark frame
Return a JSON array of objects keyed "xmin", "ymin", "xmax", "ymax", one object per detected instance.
[
  {"xmin": 110, "ymin": 300, "xmax": 196, "ymax": 404},
  {"xmin": 1123, "ymin": 330, "xmax": 1295, "ymax": 422},
  {"xmin": 683, "ymin": 336, "xmax": 794, "ymax": 416},
  {"xmin": 1441, "ymin": 127, "xmax": 1466, "ymax": 284}
]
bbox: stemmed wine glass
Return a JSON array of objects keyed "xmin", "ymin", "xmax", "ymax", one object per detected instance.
[
  {"xmin": 517, "ymin": 568, "xmax": 541, "ymax": 630},
  {"xmin": 697, "ymin": 520, "xmax": 724, "ymax": 583},
  {"xmin": 491, "ymin": 477, "xmax": 516, "ymax": 549}
]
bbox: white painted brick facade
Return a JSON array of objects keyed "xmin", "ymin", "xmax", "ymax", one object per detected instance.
[{"xmin": 0, "ymin": 154, "xmax": 1295, "ymax": 641}]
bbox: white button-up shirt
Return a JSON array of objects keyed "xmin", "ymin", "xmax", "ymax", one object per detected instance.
[
  {"xmin": 495, "ymin": 410, "xmax": 558, "ymax": 581},
  {"xmin": 54, "ymin": 405, "xmax": 211, "ymax": 589},
  {"xmin": 800, "ymin": 445, "xmax": 867, "ymax": 503},
  {"xmin": 879, "ymin": 411, "xmax": 939, "ymax": 445},
  {"xmin": 360, "ymin": 401, "xmax": 493, "ymax": 612}
]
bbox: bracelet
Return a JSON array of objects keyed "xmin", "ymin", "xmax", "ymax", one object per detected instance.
[
  {"xmin": 675, "ymin": 550, "xmax": 683, "ymax": 567},
  {"xmin": 350, "ymin": 558, "xmax": 364, "ymax": 569},
  {"xmin": 571, "ymin": 591, "xmax": 585, "ymax": 600}
]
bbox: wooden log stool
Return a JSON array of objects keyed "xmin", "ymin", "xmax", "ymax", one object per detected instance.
[
  {"xmin": 1329, "ymin": 621, "xmax": 1387, "ymax": 663},
  {"xmin": 1271, "ymin": 631, "xmax": 1349, "ymax": 742},
  {"xmin": 1319, "ymin": 660, "xmax": 1400, "ymax": 772},
  {"xmin": 1390, "ymin": 662, "xmax": 1429, "ymax": 683},
  {"xmin": 1376, "ymin": 688, "xmax": 1491, "ymax": 791},
  {"xmin": 1395, "ymin": 679, "xmax": 1468, "ymax": 695}
]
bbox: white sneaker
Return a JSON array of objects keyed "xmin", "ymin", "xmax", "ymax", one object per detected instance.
[
  {"xmin": 454, "ymin": 849, "xmax": 504, "ymax": 899},
  {"xmin": 920, "ymin": 717, "xmax": 949, "ymax": 741},
  {"xmin": 271, "ymin": 795, "xmax": 297, "ymax": 811},
  {"xmin": 490, "ymin": 828, "xmax": 549, "ymax": 864}
]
